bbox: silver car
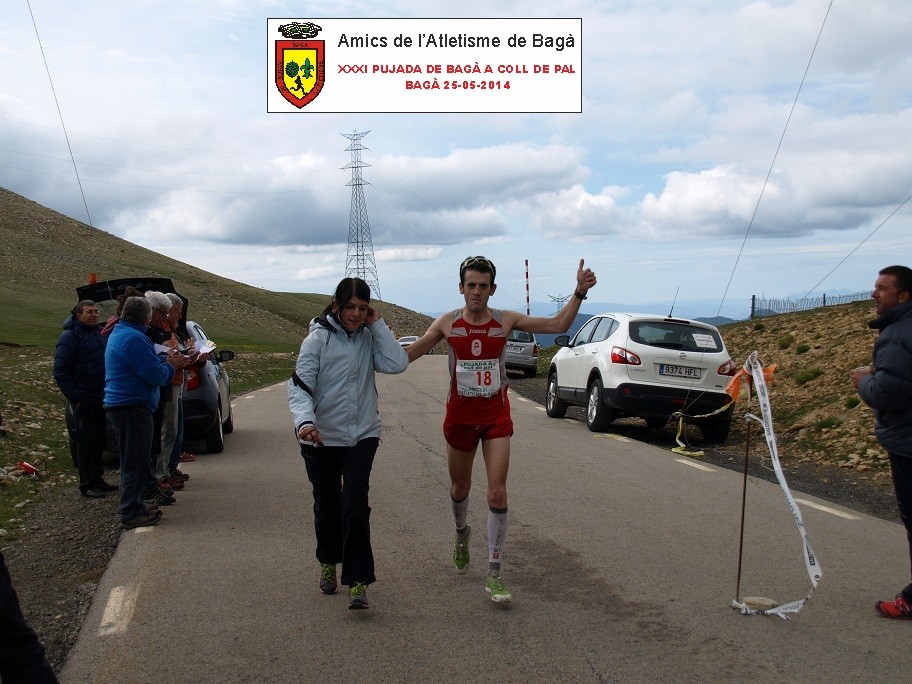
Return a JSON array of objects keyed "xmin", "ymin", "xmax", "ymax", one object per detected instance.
[
  {"xmin": 505, "ymin": 329, "xmax": 538, "ymax": 378},
  {"xmin": 182, "ymin": 320, "xmax": 234, "ymax": 453}
]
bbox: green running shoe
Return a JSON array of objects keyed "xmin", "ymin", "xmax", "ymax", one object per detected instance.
[
  {"xmin": 349, "ymin": 582, "xmax": 369, "ymax": 610},
  {"xmin": 453, "ymin": 525, "xmax": 471, "ymax": 574},
  {"xmin": 319, "ymin": 563, "xmax": 337, "ymax": 595},
  {"xmin": 485, "ymin": 574, "xmax": 512, "ymax": 604}
]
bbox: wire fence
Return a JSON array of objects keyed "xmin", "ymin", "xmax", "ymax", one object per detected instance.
[{"xmin": 750, "ymin": 291, "xmax": 870, "ymax": 319}]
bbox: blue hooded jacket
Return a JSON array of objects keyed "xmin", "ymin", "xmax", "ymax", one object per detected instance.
[{"xmin": 104, "ymin": 320, "xmax": 175, "ymax": 412}]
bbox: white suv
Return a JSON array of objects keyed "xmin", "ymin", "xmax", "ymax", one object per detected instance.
[{"xmin": 546, "ymin": 313, "xmax": 737, "ymax": 442}]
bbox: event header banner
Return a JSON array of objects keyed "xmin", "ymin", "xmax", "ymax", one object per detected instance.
[{"xmin": 267, "ymin": 18, "xmax": 582, "ymax": 114}]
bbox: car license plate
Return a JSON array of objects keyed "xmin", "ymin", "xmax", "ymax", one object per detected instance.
[
  {"xmin": 658, "ymin": 364, "xmax": 701, "ymax": 379},
  {"xmin": 507, "ymin": 344, "xmax": 522, "ymax": 352}
]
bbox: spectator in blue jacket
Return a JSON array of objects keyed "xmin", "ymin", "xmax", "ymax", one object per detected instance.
[
  {"xmin": 53, "ymin": 300, "xmax": 116, "ymax": 499},
  {"xmin": 851, "ymin": 265, "xmax": 912, "ymax": 619},
  {"xmin": 105, "ymin": 296, "xmax": 190, "ymax": 529}
]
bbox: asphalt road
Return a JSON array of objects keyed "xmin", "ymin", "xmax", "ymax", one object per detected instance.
[{"xmin": 62, "ymin": 356, "xmax": 910, "ymax": 683}]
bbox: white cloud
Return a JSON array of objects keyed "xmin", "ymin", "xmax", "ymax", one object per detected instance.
[{"xmin": 1, "ymin": 0, "xmax": 910, "ymax": 311}]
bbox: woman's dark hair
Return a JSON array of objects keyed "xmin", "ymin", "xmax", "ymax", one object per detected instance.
[
  {"xmin": 322, "ymin": 277, "xmax": 371, "ymax": 317},
  {"xmin": 115, "ymin": 286, "xmax": 142, "ymax": 317}
]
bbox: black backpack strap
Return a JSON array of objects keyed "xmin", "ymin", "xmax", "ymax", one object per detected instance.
[{"xmin": 291, "ymin": 371, "xmax": 313, "ymax": 397}]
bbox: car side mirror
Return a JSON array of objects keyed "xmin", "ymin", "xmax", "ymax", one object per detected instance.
[
  {"xmin": 555, "ymin": 334, "xmax": 570, "ymax": 347},
  {"xmin": 218, "ymin": 350, "xmax": 235, "ymax": 362}
]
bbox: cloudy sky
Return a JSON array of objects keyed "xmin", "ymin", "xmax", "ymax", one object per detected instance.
[{"xmin": 2, "ymin": 1, "xmax": 910, "ymax": 320}]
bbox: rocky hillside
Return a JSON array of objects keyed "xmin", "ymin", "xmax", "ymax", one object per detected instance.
[{"xmin": 718, "ymin": 299, "xmax": 888, "ymax": 485}]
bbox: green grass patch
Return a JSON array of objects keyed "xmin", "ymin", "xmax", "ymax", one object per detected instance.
[
  {"xmin": 777, "ymin": 333, "xmax": 795, "ymax": 350},
  {"xmin": 796, "ymin": 343, "xmax": 810, "ymax": 354},
  {"xmin": 773, "ymin": 403, "xmax": 812, "ymax": 426},
  {"xmin": 794, "ymin": 368, "xmax": 824, "ymax": 385},
  {"xmin": 815, "ymin": 416, "xmax": 840, "ymax": 430},
  {"xmin": 0, "ymin": 346, "xmax": 75, "ymax": 537},
  {"xmin": 228, "ymin": 352, "xmax": 298, "ymax": 395},
  {"xmin": 845, "ymin": 396, "xmax": 861, "ymax": 409}
]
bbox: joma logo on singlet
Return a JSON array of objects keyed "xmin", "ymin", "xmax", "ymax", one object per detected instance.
[{"xmin": 468, "ymin": 329, "xmax": 488, "ymax": 334}]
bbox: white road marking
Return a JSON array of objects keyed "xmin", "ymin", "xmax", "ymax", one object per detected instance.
[
  {"xmin": 595, "ymin": 433, "xmax": 632, "ymax": 442},
  {"xmin": 794, "ymin": 498, "xmax": 860, "ymax": 520},
  {"xmin": 675, "ymin": 458, "xmax": 716, "ymax": 472},
  {"xmin": 535, "ymin": 406, "xmax": 545, "ymax": 411},
  {"xmin": 98, "ymin": 584, "xmax": 139, "ymax": 636},
  {"xmin": 260, "ymin": 387, "xmax": 273, "ymax": 392},
  {"xmin": 244, "ymin": 394, "xmax": 257, "ymax": 400}
]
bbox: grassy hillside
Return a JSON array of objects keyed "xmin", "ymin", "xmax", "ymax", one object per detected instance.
[
  {"xmin": 0, "ymin": 187, "xmax": 432, "ymax": 351},
  {"xmin": 716, "ymin": 300, "xmax": 887, "ymax": 477}
]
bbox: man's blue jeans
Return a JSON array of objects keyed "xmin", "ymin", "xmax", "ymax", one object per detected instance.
[{"xmin": 107, "ymin": 406, "xmax": 154, "ymax": 523}]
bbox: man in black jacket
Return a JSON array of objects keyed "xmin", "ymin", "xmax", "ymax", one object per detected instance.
[
  {"xmin": 851, "ymin": 265, "xmax": 912, "ymax": 619},
  {"xmin": 53, "ymin": 300, "xmax": 116, "ymax": 498}
]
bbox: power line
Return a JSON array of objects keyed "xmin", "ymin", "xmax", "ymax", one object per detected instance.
[
  {"xmin": 715, "ymin": 0, "xmax": 834, "ymax": 318},
  {"xmin": 801, "ymin": 191, "xmax": 912, "ymax": 298},
  {"xmin": 26, "ymin": 0, "xmax": 93, "ymax": 226}
]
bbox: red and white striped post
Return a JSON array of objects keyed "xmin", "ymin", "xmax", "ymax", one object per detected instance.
[{"xmin": 525, "ymin": 259, "xmax": 530, "ymax": 315}]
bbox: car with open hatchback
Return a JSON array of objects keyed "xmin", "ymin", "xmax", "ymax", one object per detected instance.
[{"xmin": 64, "ymin": 277, "xmax": 235, "ymax": 456}]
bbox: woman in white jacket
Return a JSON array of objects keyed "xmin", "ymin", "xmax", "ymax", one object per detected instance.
[{"xmin": 288, "ymin": 278, "xmax": 409, "ymax": 610}]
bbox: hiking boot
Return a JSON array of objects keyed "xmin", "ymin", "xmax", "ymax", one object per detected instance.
[
  {"xmin": 485, "ymin": 575, "xmax": 512, "ymax": 604},
  {"xmin": 94, "ymin": 479, "xmax": 119, "ymax": 492},
  {"xmin": 80, "ymin": 487, "xmax": 106, "ymax": 499},
  {"xmin": 145, "ymin": 491, "xmax": 176, "ymax": 506},
  {"xmin": 875, "ymin": 594, "xmax": 912, "ymax": 619},
  {"xmin": 121, "ymin": 509, "xmax": 163, "ymax": 530},
  {"xmin": 348, "ymin": 582, "xmax": 369, "ymax": 610},
  {"xmin": 453, "ymin": 525, "xmax": 471, "ymax": 574},
  {"xmin": 163, "ymin": 477, "xmax": 184, "ymax": 491},
  {"xmin": 179, "ymin": 452, "xmax": 196, "ymax": 462},
  {"xmin": 320, "ymin": 563, "xmax": 337, "ymax": 595},
  {"xmin": 169, "ymin": 468, "xmax": 190, "ymax": 481}
]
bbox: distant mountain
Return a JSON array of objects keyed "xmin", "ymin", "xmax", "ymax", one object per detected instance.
[
  {"xmin": 695, "ymin": 316, "xmax": 737, "ymax": 327},
  {"xmin": 528, "ymin": 298, "xmax": 750, "ymax": 322}
]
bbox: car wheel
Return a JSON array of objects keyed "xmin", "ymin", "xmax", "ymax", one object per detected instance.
[
  {"xmin": 545, "ymin": 372, "xmax": 568, "ymax": 418},
  {"xmin": 586, "ymin": 377, "xmax": 614, "ymax": 432},
  {"xmin": 205, "ymin": 406, "xmax": 225, "ymax": 453},
  {"xmin": 644, "ymin": 416, "xmax": 668, "ymax": 430},
  {"xmin": 222, "ymin": 404, "xmax": 234, "ymax": 434},
  {"xmin": 700, "ymin": 415, "xmax": 732, "ymax": 444}
]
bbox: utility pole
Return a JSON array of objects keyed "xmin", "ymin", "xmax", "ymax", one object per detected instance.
[{"xmin": 342, "ymin": 130, "xmax": 381, "ymax": 299}]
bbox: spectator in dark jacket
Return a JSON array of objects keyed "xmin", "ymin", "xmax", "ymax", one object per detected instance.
[
  {"xmin": 851, "ymin": 264, "xmax": 912, "ymax": 619},
  {"xmin": 53, "ymin": 300, "xmax": 116, "ymax": 498}
]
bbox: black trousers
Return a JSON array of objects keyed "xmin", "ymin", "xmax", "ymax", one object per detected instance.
[
  {"xmin": 72, "ymin": 400, "xmax": 106, "ymax": 492},
  {"xmin": 0, "ymin": 551, "xmax": 58, "ymax": 683},
  {"xmin": 888, "ymin": 453, "xmax": 912, "ymax": 602},
  {"xmin": 302, "ymin": 437, "xmax": 379, "ymax": 587}
]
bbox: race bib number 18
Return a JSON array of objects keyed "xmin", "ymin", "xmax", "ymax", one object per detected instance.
[{"xmin": 456, "ymin": 359, "xmax": 501, "ymax": 397}]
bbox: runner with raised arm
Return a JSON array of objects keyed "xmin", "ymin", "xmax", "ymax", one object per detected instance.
[{"xmin": 406, "ymin": 256, "xmax": 597, "ymax": 604}]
